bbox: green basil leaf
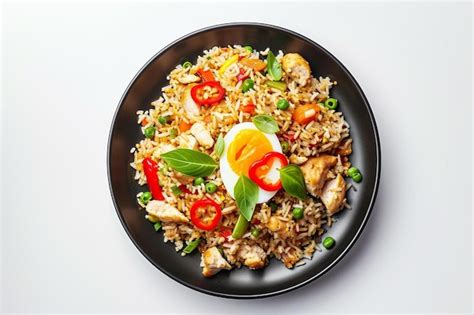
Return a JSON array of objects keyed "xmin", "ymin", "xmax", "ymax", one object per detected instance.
[
  {"xmin": 215, "ymin": 133, "xmax": 225, "ymax": 158},
  {"xmin": 161, "ymin": 149, "xmax": 218, "ymax": 177},
  {"xmin": 234, "ymin": 175, "xmax": 259, "ymax": 221},
  {"xmin": 252, "ymin": 114, "xmax": 279, "ymax": 134},
  {"xmin": 279, "ymin": 164, "xmax": 307, "ymax": 200},
  {"xmin": 266, "ymin": 50, "xmax": 282, "ymax": 81}
]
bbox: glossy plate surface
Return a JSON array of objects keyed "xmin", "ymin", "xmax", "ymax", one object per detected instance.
[{"xmin": 107, "ymin": 23, "xmax": 380, "ymax": 298}]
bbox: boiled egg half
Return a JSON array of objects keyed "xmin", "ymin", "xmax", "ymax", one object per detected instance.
[{"xmin": 220, "ymin": 122, "xmax": 282, "ymax": 203}]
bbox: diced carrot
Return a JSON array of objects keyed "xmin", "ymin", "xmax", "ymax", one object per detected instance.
[
  {"xmin": 203, "ymin": 114, "xmax": 212, "ymax": 123},
  {"xmin": 240, "ymin": 104, "xmax": 256, "ymax": 114},
  {"xmin": 140, "ymin": 118, "xmax": 148, "ymax": 126},
  {"xmin": 197, "ymin": 69, "xmax": 215, "ymax": 82},
  {"xmin": 292, "ymin": 103, "xmax": 321, "ymax": 125},
  {"xmin": 240, "ymin": 58, "xmax": 266, "ymax": 72},
  {"xmin": 179, "ymin": 120, "xmax": 192, "ymax": 132}
]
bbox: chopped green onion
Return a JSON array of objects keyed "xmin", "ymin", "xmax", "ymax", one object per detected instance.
[
  {"xmin": 266, "ymin": 81, "xmax": 287, "ymax": 91},
  {"xmin": 268, "ymin": 201, "xmax": 278, "ymax": 212},
  {"xmin": 324, "ymin": 98, "xmax": 338, "ymax": 110},
  {"xmin": 171, "ymin": 185, "xmax": 183, "ymax": 196},
  {"xmin": 281, "ymin": 141, "xmax": 289, "ymax": 153},
  {"xmin": 154, "ymin": 222, "xmax": 162, "ymax": 232},
  {"xmin": 183, "ymin": 238, "xmax": 201, "ymax": 254},
  {"xmin": 182, "ymin": 61, "xmax": 192, "ymax": 69},
  {"xmin": 242, "ymin": 79, "xmax": 254, "ymax": 93},
  {"xmin": 232, "ymin": 214, "xmax": 249, "ymax": 239}
]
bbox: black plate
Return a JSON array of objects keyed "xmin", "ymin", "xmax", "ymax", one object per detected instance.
[{"xmin": 107, "ymin": 23, "xmax": 380, "ymax": 298}]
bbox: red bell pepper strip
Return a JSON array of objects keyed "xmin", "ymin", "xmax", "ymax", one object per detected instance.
[
  {"xmin": 240, "ymin": 103, "xmax": 256, "ymax": 114},
  {"xmin": 178, "ymin": 184, "xmax": 192, "ymax": 194},
  {"xmin": 190, "ymin": 81, "xmax": 225, "ymax": 106},
  {"xmin": 197, "ymin": 69, "xmax": 215, "ymax": 82},
  {"xmin": 236, "ymin": 68, "xmax": 249, "ymax": 81},
  {"xmin": 248, "ymin": 152, "xmax": 288, "ymax": 191},
  {"xmin": 142, "ymin": 157, "xmax": 165, "ymax": 200},
  {"xmin": 190, "ymin": 198, "xmax": 222, "ymax": 231}
]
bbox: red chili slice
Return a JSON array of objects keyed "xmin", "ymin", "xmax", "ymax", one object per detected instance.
[
  {"xmin": 190, "ymin": 81, "xmax": 225, "ymax": 106},
  {"xmin": 142, "ymin": 157, "xmax": 165, "ymax": 200},
  {"xmin": 190, "ymin": 198, "xmax": 222, "ymax": 231},
  {"xmin": 248, "ymin": 152, "xmax": 289, "ymax": 191},
  {"xmin": 236, "ymin": 68, "xmax": 249, "ymax": 81}
]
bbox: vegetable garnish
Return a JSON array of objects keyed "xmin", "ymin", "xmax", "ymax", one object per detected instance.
[
  {"xmin": 241, "ymin": 78, "xmax": 254, "ymax": 93},
  {"xmin": 171, "ymin": 185, "xmax": 183, "ymax": 196},
  {"xmin": 324, "ymin": 98, "xmax": 338, "ymax": 110},
  {"xmin": 323, "ymin": 236, "xmax": 336, "ymax": 249},
  {"xmin": 153, "ymin": 222, "xmax": 162, "ymax": 232},
  {"xmin": 139, "ymin": 191, "xmax": 152, "ymax": 205},
  {"xmin": 205, "ymin": 182, "xmax": 217, "ymax": 193},
  {"xmin": 161, "ymin": 149, "xmax": 218, "ymax": 177},
  {"xmin": 240, "ymin": 57, "xmax": 266, "ymax": 72},
  {"xmin": 266, "ymin": 51, "xmax": 282, "ymax": 81},
  {"xmin": 249, "ymin": 152, "xmax": 288, "ymax": 191},
  {"xmin": 234, "ymin": 175, "xmax": 259, "ymax": 221},
  {"xmin": 178, "ymin": 120, "xmax": 192, "ymax": 132},
  {"xmin": 197, "ymin": 69, "xmax": 215, "ymax": 82},
  {"xmin": 266, "ymin": 80, "xmax": 287, "ymax": 91},
  {"xmin": 240, "ymin": 103, "xmax": 256, "ymax": 114},
  {"xmin": 279, "ymin": 164, "xmax": 307, "ymax": 200},
  {"xmin": 183, "ymin": 238, "xmax": 201, "ymax": 254},
  {"xmin": 252, "ymin": 114, "xmax": 280, "ymax": 134},
  {"xmin": 292, "ymin": 207, "xmax": 304, "ymax": 220},
  {"xmin": 293, "ymin": 103, "xmax": 320, "ymax": 125},
  {"xmin": 191, "ymin": 81, "xmax": 225, "ymax": 106},
  {"xmin": 190, "ymin": 198, "xmax": 222, "ymax": 231},
  {"xmin": 236, "ymin": 68, "xmax": 249, "ymax": 81},
  {"xmin": 347, "ymin": 166, "xmax": 362, "ymax": 183},
  {"xmin": 219, "ymin": 55, "xmax": 239, "ymax": 74},
  {"xmin": 214, "ymin": 133, "xmax": 225, "ymax": 158},
  {"xmin": 182, "ymin": 61, "xmax": 193, "ymax": 69},
  {"xmin": 142, "ymin": 157, "xmax": 165, "ymax": 201},
  {"xmin": 276, "ymin": 99, "xmax": 290, "ymax": 110},
  {"xmin": 232, "ymin": 214, "xmax": 250, "ymax": 239}
]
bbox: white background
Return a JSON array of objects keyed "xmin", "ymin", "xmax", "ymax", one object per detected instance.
[{"xmin": 1, "ymin": 1, "xmax": 472, "ymax": 314}]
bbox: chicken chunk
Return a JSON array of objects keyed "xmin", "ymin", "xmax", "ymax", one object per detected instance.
[
  {"xmin": 267, "ymin": 216, "xmax": 294, "ymax": 240},
  {"xmin": 181, "ymin": 84, "xmax": 200, "ymax": 119},
  {"xmin": 282, "ymin": 53, "xmax": 311, "ymax": 86},
  {"xmin": 145, "ymin": 200, "xmax": 189, "ymax": 223},
  {"xmin": 190, "ymin": 122, "xmax": 214, "ymax": 149},
  {"xmin": 238, "ymin": 245, "xmax": 267, "ymax": 270},
  {"xmin": 320, "ymin": 174, "xmax": 346, "ymax": 215},
  {"xmin": 300, "ymin": 155, "xmax": 338, "ymax": 197},
  {"xmin": 201, "ymin": 247, "xmax": 232, "ymax": 277},
  {"xmin": 178, "ymin": 134, "xmax": 197, "ymax": 150},
  {"xmin": 173, "ymin": 171, "xmax": 194, "ymax": 184},
  {"xmin": 177, "ymin": 74, "xmax": 200, "ymax": 84}
]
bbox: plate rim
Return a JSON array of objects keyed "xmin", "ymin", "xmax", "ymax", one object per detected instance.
[{"xmin": 107, "ymin": 22, "xmax": 381, "ymax": 299}]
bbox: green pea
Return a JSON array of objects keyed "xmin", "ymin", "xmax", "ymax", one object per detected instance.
[
  {"xmin": 193, "ymin": 177, "xmax": 204, "ymax": 186},
  {"xmin": 243, "ymin": 45, "xmax": 253, "ymax": 53},
  {"xmin": 144, "ymin": 126, "xmax": 155, "ymax": 139},
  {"xmin": 251, "ymin": 228, "xmax": 261, "ymax": 238},
  {"xmin": 158, "ymin": 116, "xmax": 169, "ymax": 125},
  {"xmin": 292, "ymin": 207, "xmax": 304, "ymax": 220},
  {"xmin": 324, "ymin": 98, "xmax": 338, "ymax": 110},
  {"xmin": 182, "ymin": 61, "xmax": 192, "ymax": 69},
  {"xmin": 281, "ymin": 141, "xmax": 289, "ymax": 153},
  {"xmin": 352, "ymin": 172, "xmax": 362, "ymax": 183},
  {"xmin": 169, "ymin": 128, "xmax": 178, "ymax": 139},
  {"xmin": 242, "ymin": 79, "xmax": 254, "ymax": 93},
  {"xmin": 205, "ymin": 182, "xmax": 217, "ymax": 193},
  {"xmin": 323, "ymin": 236, "xmax": 335, "ymax": 249},
  {"xmin": 268, "ymin": 201, "xmax": 278, "ymax": 212},
  {"xmin": 139, "ymin": 191, "xmax": 152, "ymax": 204},
  {"xmin": 276, "ymin": 99, "xmax": 290, "ymax": 110}
]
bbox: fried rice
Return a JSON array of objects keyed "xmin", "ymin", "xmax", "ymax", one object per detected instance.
[{"xmin": 130, "ymin": 45, "xmax": 354, "ymax": 276}]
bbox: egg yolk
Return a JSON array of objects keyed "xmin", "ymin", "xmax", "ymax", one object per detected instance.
[{"xmin": 227, "ymin": 129, "xmax": 273, "ymax": 176}]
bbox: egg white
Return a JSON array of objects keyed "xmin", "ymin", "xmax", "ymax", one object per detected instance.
[{"xmin": 220, "ymin": 122, "xmax": 282, "ymax": 203}]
